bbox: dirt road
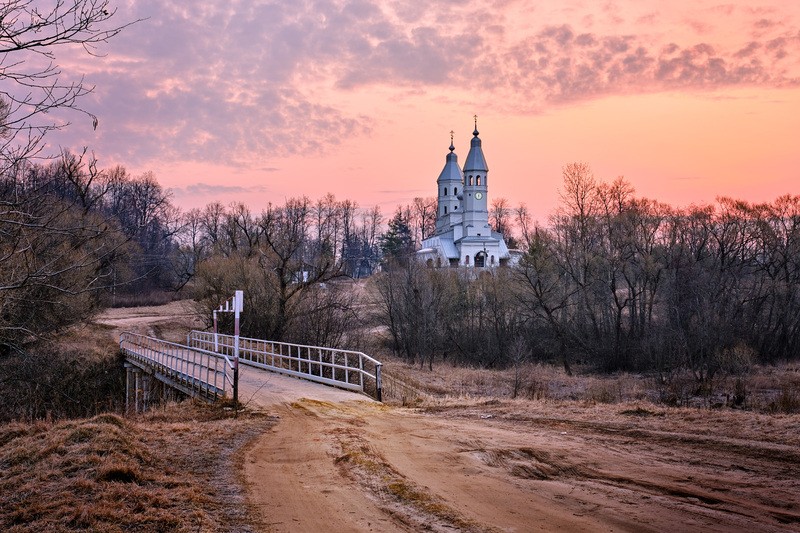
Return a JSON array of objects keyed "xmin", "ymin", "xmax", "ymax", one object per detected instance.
[
  {"xmin": 97, "ymin": 304, "xmax": 800, "ymax": 531},
  {"xmin": 242, "ymin": 381, "xmax": 800, "ymax": 532}
]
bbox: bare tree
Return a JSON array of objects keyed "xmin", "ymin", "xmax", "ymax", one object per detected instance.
[
  {"xmin": 490, "ymin": 197, "xmax": 510, "ymax": 234},
  {"xmin": 1, "ymin": 1, "xmax": 136, "ymax": 169},
  {"xmin": 0, "ymin": 153, "xmax": 131, "ymax": 353},
  {"xmin": 354, "ymin": 205, "xmax": 383, "ymax": 277},
  {"xmin": 515, "ymin": 203, "xmax": 534, "ymax": 250},
  {"xmin": 412, "ymin": 196, "xmax": 437, "ymax": 241},
  {"xmin": 373, "ymin": 261, "xmax": 456, "ymax": 370},
  {"xmin": 192, "ymin": 196, "xmax": 361, "ymax": 346},
  {"xmin": 257, "ymin": 197, "xmax": 347, "ymax": 340}
]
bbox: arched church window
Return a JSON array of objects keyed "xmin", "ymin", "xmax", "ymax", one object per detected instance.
[
  {"xmin": 465, "ymin": 255, "xmax": 470, "ymax": 265},
  {"xmin": 469, "ymin": 176, "xmax": 473, "ymax": 186},
  {"xmin": 477, "ymin": 176, "xmax": 481, "ymax": 186},
  {"xmin": 454, "ymin": 187, "xmax": 458, "ymax": 195},
  {"xmin": 491, "ymin": 255, "xmax": 495, "ymax": 265},
  {"xmin": 444, "ymin": 187, "xmax": 448, "ymax": 196},
  {"xmin": 444, "ymin": 206, "xmax": 448, "ymax": 214}
]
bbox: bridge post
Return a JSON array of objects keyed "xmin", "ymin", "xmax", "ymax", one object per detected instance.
[
  {"xmin": 143, "ymin": 373, "xmax": 151, "ymax": 412},
  {"xmin": 213, "ymin": 310, "xmax": 219, "ymax": 352},
  {"xmin": 124, "ymin": 363, "xmax": 133, "ymax": 415},
  {"xmin": 212, "ymin": 289, "xmax": 244, "ymax": 413},
  {"xmin": 233, "ymin": 290, "xmax": 242, "ymax": 415},
  {"xmin": 134, "ymin": 368, "xmax": 142, "ymax": 414},
  {"xmin": 376, "ymin": 363, "xmax": 383, "ymax": 402}
]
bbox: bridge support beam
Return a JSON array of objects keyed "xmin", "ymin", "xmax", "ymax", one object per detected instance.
[
  {"xmin": 142, "ymin": 373, "xmax": 150, "ymax": 412},
  {"xmin": 124, "ymin": 363, "xmax": 135, "ymax": 415},
  {"xmin": 134, "ymin": 368, "xmax": 142, "ymax": 414},
  {"xmin": 125, "ymin": 364, "xmax": 149, "ymax": 415},
  {"xmin": 124, "ymin": 357, "xmax": 205, "ymax": 414}
]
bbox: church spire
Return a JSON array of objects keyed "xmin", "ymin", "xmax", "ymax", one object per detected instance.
[
  {"xmin": 438, "ymin": 130, "xmax": 461, "ymax": 182},
  {"xmin": 464, "ymin": 115, "xmax": 488, "ymax": 173},
  {"xmin": 435, "ymin": 130, "xmax": 463, "ymax": 236}
]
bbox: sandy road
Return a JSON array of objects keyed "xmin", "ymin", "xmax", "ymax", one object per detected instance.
[
  {"xmin": 240, "ymin": 367, "xmax": 800, "ymax": 532},
  {"xmin": 95, "ymin": 304, "xmax": 800, "ymax": 531}
]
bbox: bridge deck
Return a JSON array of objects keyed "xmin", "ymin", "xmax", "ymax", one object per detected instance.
[
  {"xmin": 120, "ymin": 332, "xmax": 378, "ymax": 407},
  {"xmin": 121, "ymin": 333, "xmax": 231, "ymax": 402}
]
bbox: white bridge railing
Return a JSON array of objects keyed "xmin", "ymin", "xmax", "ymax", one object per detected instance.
[
  {"xmin": 187, "ymin": 330, "xmax": 383, "ymax": 400},
  {"xmin": 120, "ymin": 332, "xmax": 235, "ymax": 401}
]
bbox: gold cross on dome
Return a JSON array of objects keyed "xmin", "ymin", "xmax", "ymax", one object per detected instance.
[{"xmin": 450, "ymin": 130, "xmax": 454, "ymax": 143}]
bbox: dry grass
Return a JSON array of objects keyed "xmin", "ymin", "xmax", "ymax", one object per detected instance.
[
  {"xmin": 105, "ymin": 290, "xmax": 181, "ymax": 308},
  {"xmin": 94, "ymin": 299, "xmax": 205, "ymax": 343},
  {"xmin": 381, "ymin": 356, "xmax": 800, "ymax": 414},
  {"xmin": 382, "ymin": 359, "xmax": 648, "ymax": 404},
  {"xmin": 0, "ymin": 401, "xmax": 276, "ymax": 532},
  {"xmin": 0, "ymin": 325, "xmax": 125, "ymax": 423}
]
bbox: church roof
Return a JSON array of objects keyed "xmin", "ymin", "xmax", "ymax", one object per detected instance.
[
  {"xmin": 421, "ymin": 233, "xmax": 460, "ymax": 259},
  {"xmin": 463, "ymin": 125, "xmax": 488, "ymax": 173},
  {"xmin": 437, "ymin": 138, "xmax": 463, "ymax": 183}
]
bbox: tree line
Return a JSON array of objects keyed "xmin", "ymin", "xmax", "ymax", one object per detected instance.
[
  {"xmin": 376, "ymin": 163, "xmax": 800, "ymax": 397},
  {"xmin": 4, "ymin": 154, "xmax": 799, "ymax": 384},
  {"xmin": 2, "ymin": 1, "xmax": 799, "ymax": 421},
  {"xmin": 0, "ymin": 152, "xmax": 180, "ymax": 353}
]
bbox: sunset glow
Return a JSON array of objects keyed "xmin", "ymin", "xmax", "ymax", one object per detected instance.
[{"xmin": 46, "ymin": 0, "xmax": 800, "ymax": 222}]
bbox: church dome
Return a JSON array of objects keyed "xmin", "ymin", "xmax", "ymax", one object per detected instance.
[
  {"xmin": 437, "ymin": 138, "xmax": 463, "ymax": 183},
  {"xmin": 464, "ymin": 123, "xmax": 488, "ymax": 173}
]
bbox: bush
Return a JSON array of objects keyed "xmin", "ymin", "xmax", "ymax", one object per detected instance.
[
  {"xmin": 0, "ymin": 341, "xmax": 124, "ymax": 423},
  {"xmin": 769, "ymin": 384, "xmax": 800, "ymax": 414}
]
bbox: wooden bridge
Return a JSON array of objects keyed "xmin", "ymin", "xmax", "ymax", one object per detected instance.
[{"xmin": 120, "ymin": 330, "xmax": 383, "ymax": 413}]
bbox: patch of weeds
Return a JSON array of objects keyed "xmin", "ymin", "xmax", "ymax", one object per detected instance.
[
  {"xmin": 524, "ymin": 378, "xmax": 549, "ymax": 400},
  {"xmin": 66, "ymin": 425, "xmax": 103, "ymax": 445},
  {"xmin": 585, "ymin": 383, "xmax": 616, "ymax": 404},
  {"xmin": 620, "ymin": 407, "xmax": 664, "ymax": 417},
  {"xmin": 768, "ymin": 385, "xmax": 800, "ymax": 414},
  {"xmin": 1, "ymin": 401, "xmax": 273, "ymax": 532},
  {"xmin": 289, "ymin": 399, "xmax": 336, "ymax": 414},
  {"xmin": 96, "ymin": 460, "xmax": 142, "ymax": 483}
]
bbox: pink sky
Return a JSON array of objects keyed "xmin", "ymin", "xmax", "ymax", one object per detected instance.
[{"xmin": 44, "ymin": 0, "xmax": 800, "ymax": 223}]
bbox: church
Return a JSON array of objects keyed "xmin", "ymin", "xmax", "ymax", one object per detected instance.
[{"xmin": 417, "ymin": 119, "xmax": 517, "ymax": 268}]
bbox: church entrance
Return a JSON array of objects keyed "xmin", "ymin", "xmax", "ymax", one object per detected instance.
[{"xmin": 475, "ymin": 252, "xmax": 486, "ymax": 268}]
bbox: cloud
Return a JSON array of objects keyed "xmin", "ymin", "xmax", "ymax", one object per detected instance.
[
  {"xmin": 376, "ymin": 189, "xmax": 428, "ymax": 195},
  {"xmin": 485, "ymin": 22, "xmax": 800, "ymax": 109},
  {"xmin": 52, "ymin": 0, "xmax": 375, "ymax": 167},
  {"xmin": 45, "ymin": 0, "xmax": 800, "ymax": 169},
  {"xmin": 171, "ymin": 182, "xmax": 269, "ymax": 198},
  {"xmin": 754, "ymin": 18, "xmax": 778, "ymax": 30}
]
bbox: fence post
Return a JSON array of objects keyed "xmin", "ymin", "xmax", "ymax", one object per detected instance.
[
  {"xmin": 233, "ymin": 290, "xmax": 242, "ymax": 416},
  {"xmin": 376, "ymin": 362, "xmax": 383, "ymax": 402},
  {"xmin": 213, "ymin": 310, "xmax": 219, "ymax": 352}
]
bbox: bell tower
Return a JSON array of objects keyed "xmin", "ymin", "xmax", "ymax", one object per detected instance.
[
  {"xmin": 435, "ymin": 131, "xmax": 463, "ymax": 235},
  {"xmin": 462, "ymin": 116, "xmax": 489, "ymax": 233}
]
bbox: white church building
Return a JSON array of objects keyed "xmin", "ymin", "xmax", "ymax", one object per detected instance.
[{"xmin": 417, "ymin": 120, "xmax": 518, "ymax": 268}]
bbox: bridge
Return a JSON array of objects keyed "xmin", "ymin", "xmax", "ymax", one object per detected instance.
[{"xmin": 120, "ymin": 329, "xmax": 383, "ymax": 413}]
